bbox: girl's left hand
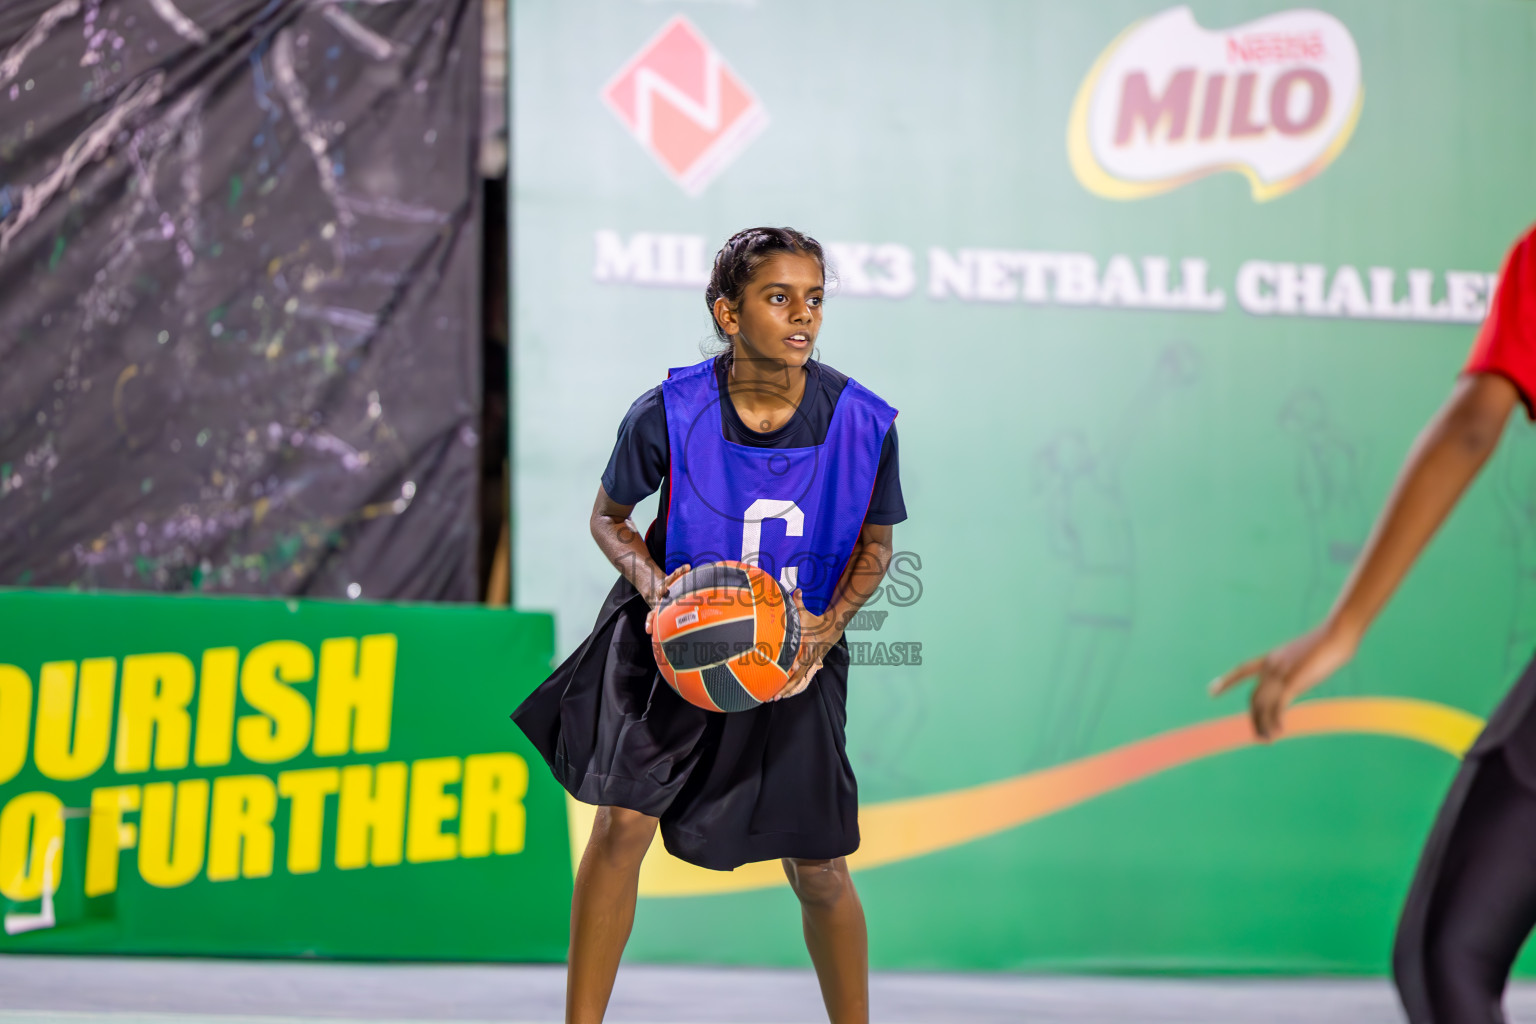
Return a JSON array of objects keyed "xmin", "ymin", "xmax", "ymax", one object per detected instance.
[
  {"xmin": 772, "ymin": 589, "xmax": 841, "ymax": 702},
  {"xmin": 1209, "ymin": 623, "xmax": 1359, "ymax": 741}
]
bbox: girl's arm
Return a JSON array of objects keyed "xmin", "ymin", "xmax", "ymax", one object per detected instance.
[
  {"xmin": 590, "ymin": 486, "xmax": 688, "ymax": 612},
  {"xmin": 775, "ymin": 521, "xmax": 895, "ymax": 700},
  {"xmin": 1212, "ymin": 372, "xmax": 1521, "ymax": 739}
]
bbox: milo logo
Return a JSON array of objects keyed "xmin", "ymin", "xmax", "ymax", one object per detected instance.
[{"xmin": 1068, "ymin": 6, "xmax": 1362, "ymax": 202}]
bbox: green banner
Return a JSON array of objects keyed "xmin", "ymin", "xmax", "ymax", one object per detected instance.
[
  {"xmin": 512, "ymin": 0, "xmax": 1536, "ymax": 973},
  {"xmin": 0, "ymin": 591, "xmax": 569, "ymax": 960}
]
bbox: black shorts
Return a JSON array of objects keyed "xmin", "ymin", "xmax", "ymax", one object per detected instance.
[
  {"xmin": 1393, "ymin": 654, "xmax": 1536, "ymax": 1023},
  {"xmin": 511, "ymin": 576, "xmax": 860, "ymax": 871}
]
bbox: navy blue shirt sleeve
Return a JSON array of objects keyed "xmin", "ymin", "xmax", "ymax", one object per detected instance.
[
  {"xmin": 866, "ymin": 425, "xmax": 907, "ymax": 526},
  {"xmin": 600, "ymin": 386, "xmax": 669, "ymax": 505}
]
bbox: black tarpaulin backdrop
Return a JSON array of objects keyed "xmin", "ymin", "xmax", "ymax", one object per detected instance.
[{"xmin": 0, "ymin": 0, "xmax": 482, "ymax": 601}]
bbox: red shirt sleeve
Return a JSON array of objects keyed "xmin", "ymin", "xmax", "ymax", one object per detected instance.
[{"xmin": 1465, "ymin": 224, "xmax": 1536, "ymax": 416}]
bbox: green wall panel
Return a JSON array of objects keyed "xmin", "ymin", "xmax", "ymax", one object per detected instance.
[
  {"xmin": 511, "ymin": 0, "xmax": 1536, "ymax": 973},
  {"xmin": 0, "ymin": 591, "xmax": 568, "ymax": 961}
]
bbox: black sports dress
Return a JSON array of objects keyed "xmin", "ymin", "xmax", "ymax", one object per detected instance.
[{"xmin": 512, "ymin": 357, "xmax": 905, "ymax": 870}]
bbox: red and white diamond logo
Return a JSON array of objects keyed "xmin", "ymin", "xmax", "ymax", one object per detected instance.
[{"xmin": 602, "ymin": 16, "xmax": 769, "ymax": 196}]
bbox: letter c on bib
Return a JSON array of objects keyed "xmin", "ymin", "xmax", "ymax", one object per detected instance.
[{"xmin": 741, "ymin": 499, "xmax": 804, "ymax": 591}]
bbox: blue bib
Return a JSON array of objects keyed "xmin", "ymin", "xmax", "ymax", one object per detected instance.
[{"xmin": 661, "ymin": 358, "xmax": 897, "ymax": 616}]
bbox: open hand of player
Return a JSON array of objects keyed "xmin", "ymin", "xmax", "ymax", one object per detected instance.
[
  {"xmin": 644, "ymin": 564, "xmax": 691, "ymax": 634},
  {"xmin": 773, "ymin": 588, "xmax": 839, "ymax": 701},
  {"xmin": 1209, "ymin": 624, "xmax": 1360, "ymax": 741}
]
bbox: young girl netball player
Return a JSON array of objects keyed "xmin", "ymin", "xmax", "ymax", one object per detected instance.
[
  {"xmin": 1213, "ymin": 222, "xmax": 1536, "ymax": 1024},
  {"xmin": 514, "ymin": 227, "xmax": 905, "ymax": 1024}
]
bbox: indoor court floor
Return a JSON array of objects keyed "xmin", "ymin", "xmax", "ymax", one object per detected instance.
[{"xmin": 6, "ymin": 955, "xmax": 1536, "ymax": 1023}]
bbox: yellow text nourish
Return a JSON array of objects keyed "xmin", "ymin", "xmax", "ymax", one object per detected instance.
[{"xmin": 0, "ymin": 635, "xmax": 529, "ymax": 902}]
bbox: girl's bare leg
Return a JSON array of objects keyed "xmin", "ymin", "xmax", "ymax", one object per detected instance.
[
  {"xmin": 783, "ymin": 856, "xmax": 869, "ymax": 1023},
  {"xmin": 566, "ymin": 806, "xmax": 659, "ymax": 1024}
]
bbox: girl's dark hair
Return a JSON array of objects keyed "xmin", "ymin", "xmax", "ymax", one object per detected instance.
[{"xmin": 704, "ymin": 226, "xmax": 828, "ymax": 345}]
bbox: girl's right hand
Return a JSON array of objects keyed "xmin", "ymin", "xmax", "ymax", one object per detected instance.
[
  {"xmin": 1208, "ymin": 623, "xmax": 1360, "ymax": 741},
  {"xmin": 644, "ymin": 564, "xmax": 691, "ymax": 634},
  {"xmin": 772, "ymin": 587, "xmax": 831, "ymax": 701}
]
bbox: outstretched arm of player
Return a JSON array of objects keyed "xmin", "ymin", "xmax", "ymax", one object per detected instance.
[
  {"xmin": 590, "ymin": 486, "xmax": 690, "ymax": 628},
  {"xmin": 1211, "ymin": 373, "xmax": 1520, "ymax": 739},
  {"xmin": 774, "ymin": 520, "xmax": 895, "ymax": 701}
]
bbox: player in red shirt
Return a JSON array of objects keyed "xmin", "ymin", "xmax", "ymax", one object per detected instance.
[{"xmin": 1213, "ymin": 223, "xmax": 1536, "ymax": 1024}]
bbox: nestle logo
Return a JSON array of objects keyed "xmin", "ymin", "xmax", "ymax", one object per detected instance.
[
  {"xmin": 1226, "ymin": 31, "xmax": 1326, "ymax": 64},
  {"xmin": 1069, "ymin": 6, "xmax": 1362, "ymax": 202},
  {"xmin": 601, "ymin": 15, "xmax": 769, "ymax": 196}
]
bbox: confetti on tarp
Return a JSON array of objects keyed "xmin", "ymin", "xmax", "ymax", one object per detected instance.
[{"xmin": 0, "ymin": 0, "xmax": 482, "ymax": 600}]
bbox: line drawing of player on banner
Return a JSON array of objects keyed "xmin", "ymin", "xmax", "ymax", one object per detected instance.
[
  {"xmin": 1494, "ymin": 419, "xmax": 1536, "ymax": 680},
  {"xmin": 1031, "ymin": 343, "xmax": 1201, "ymax": 767},
  {"xmin": 1278, "ymin": 388, "xmax": 1369, "ymax": 693}
]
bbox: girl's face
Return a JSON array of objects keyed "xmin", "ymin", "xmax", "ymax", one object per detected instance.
[{"xmin": 715, "ymin": 251, "xmax": 825, "ymax": 368}]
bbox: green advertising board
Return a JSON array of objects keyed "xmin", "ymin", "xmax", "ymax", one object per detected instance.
[
  {"xmin": 0, "ymin": 591, "xmax": 568, "ymax": 960},
  {"xmin": 511, "ymin": 0, "xmax": 1536, "ymax": 973}
]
